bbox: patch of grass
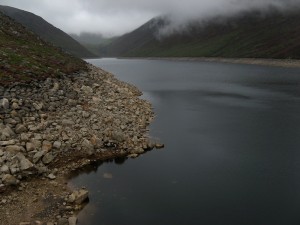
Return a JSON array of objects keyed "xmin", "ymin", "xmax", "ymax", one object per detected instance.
[{"xmin": 0, "ymin": 12, "xmax": 88, "ymax": 86}]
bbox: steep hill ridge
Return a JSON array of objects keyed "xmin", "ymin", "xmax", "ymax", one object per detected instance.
[
  {"xmin": 101, "ymin": 8, "xmax": 300, "ymax": 59},
  {"xmin": 0, "ymin": 5, "xmax": 96, "ymax": 58},
  {"xmin": 0, "ymin": 11, "xmax": 87, "ymax": 86}
]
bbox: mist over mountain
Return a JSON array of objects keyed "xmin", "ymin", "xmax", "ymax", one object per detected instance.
[
  {"xmin": 0, "ymin": 5, "xmax": 96, "ymax": 58},
  {"xmin": 100, "ymin": 6, "xmax": 300, "ymax": 59},
  {"xmin": 69, "ymin": 32, "xmax": 117, "ymax": 56}
]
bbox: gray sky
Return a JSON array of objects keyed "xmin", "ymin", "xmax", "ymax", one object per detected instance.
[{"xmin": 0, "ymin": 0, "xmax": 299, "ymax": 37}]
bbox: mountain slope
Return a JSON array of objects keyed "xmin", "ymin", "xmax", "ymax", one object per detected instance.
[
  {"xmin": 101, "ymin": 8, "xmax": 300, "ymax": 59},
  {"xmin": 0, "ymin": 5, "xmax": 96, "ymax": 58},
  {"xmin": 0, "ymin": 12, "xmax": 87, "ymax": 86},
  {"xmin": 70, "ymin": 32, "xmax": 116, "ymax": 56}
]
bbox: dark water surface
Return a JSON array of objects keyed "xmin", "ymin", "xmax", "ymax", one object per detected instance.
[{"xmin": 71, "ymin": 58, "xmax": 300, "ymax": 225}]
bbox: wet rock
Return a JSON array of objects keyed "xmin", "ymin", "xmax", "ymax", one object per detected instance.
[
  {"xmin": 155, "ymin": 143, "xmax": 165, "ymax": 149},
  {"xmin": 127, "ymin": 154, "xmax": 139, "ymax": 158},
  {"xmin": 68, "ymin": 189, "xmax": 89, "ymax": 204}
]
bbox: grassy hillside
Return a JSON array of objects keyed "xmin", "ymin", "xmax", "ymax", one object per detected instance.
[
  {"xmin": 0, "ymin": 12, "xmax": 87, "ymax": 86},
  {"xmin": 0, "ymin": 5, "xmax": 96, "ymax": 58},
  {"xmin": 101, "ymin": 8, "xmax": 300, "ymax": 59}
]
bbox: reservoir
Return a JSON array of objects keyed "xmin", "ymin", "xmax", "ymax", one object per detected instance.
[{"xmin": 71, "ymin": 58, "xmax": 300, "ymax": 225}]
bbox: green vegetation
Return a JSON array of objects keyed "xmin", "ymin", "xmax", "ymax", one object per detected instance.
[
  {"xmin": 0, "ymin": 5, "xmax": 96, "ymax": 58},
  {"xmin": 0, "ymin": 12, "xmax": 87, "ymax": 86},
  {"xmin": 102, "ymin": 9, "xmax": 300, "ymax": 59}
]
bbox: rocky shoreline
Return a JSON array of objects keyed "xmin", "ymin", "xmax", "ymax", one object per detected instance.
[{"xmin": 0, "ymin": 64, "xmax": 162, "ymax": 225}]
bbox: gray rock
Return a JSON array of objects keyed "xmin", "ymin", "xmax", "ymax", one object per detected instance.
[
  {"xmin": 112, "ymin": 131, "xmax": 126, "ymax": 142},
  {"xmin": 5, "ymin": 145, "xmax": 22, "ymax": 153},
  {"xmin": 68, "ymin": 99, "xmax": 77, "ymax": 106},
  {"xmin": 33, "ymin": 150, "xmax": 46, "ymax": 163},
  {"xmin": 11, "ymin": 102, "xmax": 19, "ymax": 109},
  {"xmin": 47, "ymin": 173, "xmax": 56, "ymax": 180},
  {"xmin": 0, "ymin": 165, "xmax": 10, "ymax": 173},
  {"xmin": 81, "ymin": 85, "xmax": 93, "ymax": 94},
  {"xmin": 42, "ymin": 152, "xmax": 55, "ymax": 164},
  {"xmin": 62, "ymin": 119, "xmax": 74, "ymax": 126},
  {"xmin": 0, "ymin": 140, "xmax": 15, "ymax": 146},
  {"xmin": 2, "ymin": 174, "xmax": 17, "ymax": 185},
  {"xmin": 16, "ymin": 153, "xmax": 34, "ymax": 171},
  {"xmin": 127, "ymin": 154, "xmax": 139, "ymax": 158},
  {"xmin": 1, "ymin": 126, "xmax": 15, "ymax": 138},
  {"xmin": 20, "ymin": 133, "xmax": 30, "ymax": 141},
  {"xmin": 33, "ymin": 102, "xmax": 43, "ymax": 110},
  {"xmin": 15, "ymin": 124, "xmax": 28, "ymax": 134},
  {"xmin": 0, "ymin": 98, "xmax": 9, "ymax": 110},
  {"xmin": 42, "ymin": 140, "xmax": 52, "ymax": 152},
  {"xmin": 68, "ymin": 216, "xmax": 77, "ymax": 225},
  {"xmin": 81, "ymin": 139, "xmax": 94, "ymax": 156},
  {"xmin": 57, "ymin": 218, "xmax": 68, "ymax": 225},
  {"xmin": 26, "ymin": 142, "xmax": 35, "ymax": 151},
  {"xmin": 130, "ymin": 148, "xmax": 144, "ymax": 154},
  {"xmin": 68, "ymin": 189, "xmax": 89, "ymax": 204},
  {"xmin": 53, "ymin": 141, "xmax": 62, "ymax": 149},
  {"xmin": 82, "ymin": 111, "xmax": 90, "ymax": 118}
]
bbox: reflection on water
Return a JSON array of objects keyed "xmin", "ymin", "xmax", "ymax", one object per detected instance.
[{"xmin": 71, "ymin": 59, "xmax": 300, "ymax": 225}]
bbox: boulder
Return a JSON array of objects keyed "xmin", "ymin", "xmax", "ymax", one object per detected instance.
[{"xmin": 68, "ymin": 189, "xmax": 89, "ymax": 204}]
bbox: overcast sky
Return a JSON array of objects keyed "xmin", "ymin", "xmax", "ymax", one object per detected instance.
[{"xmin": 0, "ymin": 0, "xmax": 299, "ymax": 37}]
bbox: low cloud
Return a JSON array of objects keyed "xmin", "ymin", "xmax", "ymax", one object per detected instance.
[{"xmin": 0, "ymin": 0, "xmax": 299, "ymax": 37}]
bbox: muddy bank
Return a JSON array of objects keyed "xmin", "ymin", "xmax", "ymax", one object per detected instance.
[{"xmin": 0, "ymin": 64, "xmax": 161, "ymax": 225}]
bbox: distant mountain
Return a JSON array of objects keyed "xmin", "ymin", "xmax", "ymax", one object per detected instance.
[
  {"xmin": 0, "ymin": 5, "xmax": 96, "ymax": 58},
  {"xmin": 0, "ymin": 12, "xmax": 87, "ymax": 86},
  {"xmin": 101, "ymin": 8, "xmax": 300, "ymax": 59},
  {"xmin": 70, "ymin": 32, "xmax": 116, "ymax": 56}
]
